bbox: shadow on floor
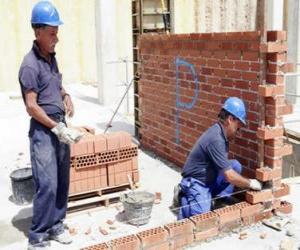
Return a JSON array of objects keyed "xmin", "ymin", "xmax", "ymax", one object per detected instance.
[
  {"xmin": 11, "ymin": 207, "xmax": 32, "ymax": 238},
  {"xmin": 97, "ymin": 121, "xmax": 135, "ymax": 134}
]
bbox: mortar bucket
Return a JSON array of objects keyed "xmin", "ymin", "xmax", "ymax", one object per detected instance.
[
  {"xmin": 120, "ymin": 191, "xmax": 155, "ymax": 226},
  {"xmin": 10, "ymin": 168, "xmax": 34, "ymax": 205}
]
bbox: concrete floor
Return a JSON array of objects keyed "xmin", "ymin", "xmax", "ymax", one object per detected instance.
[{"xmin": 0, "ymin": 84, "xmax": 299, "ymax": 250}]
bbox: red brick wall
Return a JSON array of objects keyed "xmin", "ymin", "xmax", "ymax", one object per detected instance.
[{"xmin": 138, "ymin": 31, "xmax": 292, "ymax": 179}]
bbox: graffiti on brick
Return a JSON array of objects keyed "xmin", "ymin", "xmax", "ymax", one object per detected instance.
[{"xmin": 175, "ymin": 57, "xmax": 199, "ymax": 144}]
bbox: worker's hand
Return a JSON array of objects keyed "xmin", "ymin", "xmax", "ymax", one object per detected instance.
[
  {"xmin": 249, "ymin": 179, "xmax": 262, "ymax": 191},
  {"xmin": 51, "ymin": 122, "xmax": 84, "ymax": 144},
  {"xmin": 63, "ymin": 94, "xmax": 74, "ymax": 118}
]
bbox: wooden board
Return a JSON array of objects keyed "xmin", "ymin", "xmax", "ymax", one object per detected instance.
[{"xmin": 67, "ymin": 184, "xmax": 132, "ymax": 213}]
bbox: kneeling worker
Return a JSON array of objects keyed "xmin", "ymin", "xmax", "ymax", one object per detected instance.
[{"xmin": 178, "ymin": 97, "xmax": 262, "ymax": 219}]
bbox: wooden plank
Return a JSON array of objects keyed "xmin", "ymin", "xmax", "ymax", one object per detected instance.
[{"xmin": 68, "ymin": 190, "xmax": 129, "ymax": 210}]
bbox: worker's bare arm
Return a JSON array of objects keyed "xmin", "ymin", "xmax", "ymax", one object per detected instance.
[{"xmin": 24, "ymin": 90, "xmax": 57, "ymax": 129}]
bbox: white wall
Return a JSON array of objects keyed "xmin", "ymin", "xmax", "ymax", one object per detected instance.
[
  {"xmin": 95, "ymin": 0, "xmax": 133, "ymax": 114},
  {"xmin": 0, "ymin": 0, "xmax": 97, "ymax": 91}
]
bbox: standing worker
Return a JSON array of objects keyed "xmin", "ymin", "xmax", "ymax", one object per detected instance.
[
  {"xmin": 19, "ymin": 1, "xmax": 83, "ymax": 249},
  {"xmin": 178, "ymin": 97, "xmax": 262, "ymax": 219}
]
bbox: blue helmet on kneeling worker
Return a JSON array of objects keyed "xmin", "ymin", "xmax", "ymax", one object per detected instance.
[{"xmin": 222, "ymin": 97, "xmax": 246, "ymax": 125}]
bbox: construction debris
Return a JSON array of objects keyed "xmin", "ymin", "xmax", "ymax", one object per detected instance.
[
  {"xmin": 99, "ymin": 227, "xmax": 108, "ymax": 235},
  {"xmin": 68, "ymin": 227, "xmax": 78, "ymax": 236},
  {"xmin": 279, "ymin": 237, "xmax": 295, "ymax": 250},
  {"xmin": 239, "ymin": 231, "xmax": 248, "ymax": 240},
  {"xmin": 259, "ymin": 232, "xmax": 267, "ymax": 239},
  {"xmin": 262, "ymin": 216, "xmax": 290, "ymax": 231},
  {"xmin": 106, "ymin": 219, "xmax": 114, "ymax": 225}
]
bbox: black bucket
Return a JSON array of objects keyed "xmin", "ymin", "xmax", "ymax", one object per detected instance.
[{"xmin": 10, "ymin": 168, "xmax": 34, "ymax": 205}]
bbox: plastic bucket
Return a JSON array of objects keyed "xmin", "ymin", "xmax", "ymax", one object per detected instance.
[
  {"xmin": 120, "ymin": 191, "xmax": 155, "ymax": 226},
  {"xmin": 10, "ymin": 168, "xmax": 34, "ymax": 205}
]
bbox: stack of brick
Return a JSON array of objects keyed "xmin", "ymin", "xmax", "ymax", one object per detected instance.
[
  {"xmin": 247, "ymin": 31, "xmax": 293, "ymax": 212},
  {"xmin": 69, "ymin": 131, "xmax": 138, "ymax": 196},
  {"xmin": 138, "ymin": 31, "xmax": 293, "ymax": 213},
  {"xmin": 81, "ymin": 200, "xmax": 293, "ymax": 250}
]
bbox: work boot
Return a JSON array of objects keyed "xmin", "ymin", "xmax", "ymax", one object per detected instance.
[
  {"xmin": 27, "ymin": 241, "xmax": 50, "ymax": 250},
  {"xmin": 170, "ymin": 184, "xmax": 181, "ymax": 214},
  {"xmin": 49, "ymin": 230, "xmax": 72, "ymax": 244}
]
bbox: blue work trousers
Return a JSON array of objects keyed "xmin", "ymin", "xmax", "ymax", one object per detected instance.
[
  {"xmin": 28, "ymin": 114, "xmax": 70, "ymax": 244},
  {"xmin": 178, "ymin": 159, "xmax": 242, "ymax": 220}
]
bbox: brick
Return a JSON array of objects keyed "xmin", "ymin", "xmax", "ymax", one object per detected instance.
[
  {"xmin": 234, "ymin": 61, "xmax": 250, "ymax": 71},
  {"xmin": 274, "ymin": 183, "xmax": 290, "ymax": 198},
  {"xmin": 283, "ymin": 62, "xmax": 295, "ymax": 73},
  {"xmin": 108, "ymin": 234, "xmax": 140, "ymax": 250},
  {"xmin": 132, "ymin": 170, "xmax": 139, "ymax": 183},
  {"xmin": 266, "ymin": 52, "xmax": 287, "ymax": 62},
  {"xmin": 243, "ymin": 51, "xmax": 259, "ymax": 61},
  {"xmin": 81, "ymin": 136, "xmax": 95, "ymax": 154},
  {"xmin": 267, "ymin": 31, "xmax": 287, "ymax": 42},
  {"xmin": 245, "ymin": 190, "xmax": 272, "ymax": 204},
  {"xmin": 258, "ymin": 85, "xmax": 284, "ymax": 97},
  {"xmin": 73, "ymin": 141, "xmax": 89, "ymax": 156},
  {"xmin": 256, "ymin": 167, "xmax": 282, "ymax": 181},
  {"xmin": 265, "ymin": 144, "xmax": 293, "ymax": 158},
  {"xmin": 218, "ymin": 220, "xmax": 241, "ymax": 233},
  {"xmin": 257, "ymin": 126, "xmax": 283, "ymax": 140},
  {"xmin": 234, "ymin": 201, "xmax": 264, "ymax": 218},
  {"xmin": 194, "ymin": 227, "xmax": 218, "ymax": 242},
  {"xmin": 213, "ymin": 205, "xmax": 240, "ymax": 225},
  {"xmin": 254, "ymin": 210, "xmax": 273, "ymax": 222},
  {"xmin": 242, "ymin": 71, "xmax": 258, "ymax": 81},
  {"xmin": 137, "ymin": 227, "xmax": 169, "ymax": 250},
  {"xmin": 266, "ymin": 74, "xmax": 284, "ymax": 85},
  {"xmin": 169, "ymin": 234, "xmax": 193, "ymax": 250},
  {"xmin": 164, "ymin": 219, "xmax": 194, "ymax": 250},
  {"xmin": 278, "ymin": 103, "xmax": 293, "ymax": 115},
  {"xmin": 94, "ymin": 134, "xmax": 107, "ymax": 153},
  {"xmin": 260, "ymin": 42, "xmax": 288, "ymax": 53},
  {"xmin": 81, "ymin": 242, "xmax": 110, "ymax": 250},
  {"xmin": 119, "ymin": 131, "xmax": 132, "ymax": 148},
  {"xmin": 106, "ymin": 133, "xmax": 120, "ymax": 150},
  {"xmin": 275, "ymin": 201, "xmax": 293, "ymax": 214},
  {"xmin": 164, "ymin": 218, "xmax": 194, "ymax": 237},
  {"xmin": 189, "ymin": 211, "xmax": 218, "ymax": 231}
]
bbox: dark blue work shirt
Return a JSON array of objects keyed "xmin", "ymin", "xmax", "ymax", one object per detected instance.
[
  {"xmin": 182, "ymin": 122, "xmax": 232, "ymax": 185},
  {"xmin": 19, "ymin": 41, "xmax": 64, "ymax": 115}
]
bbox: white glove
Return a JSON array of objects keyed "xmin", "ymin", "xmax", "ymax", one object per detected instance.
[
  {"xmin": 51, "ymin": 122, "xmax": 84, "ymax": 144},
  {"xmin": 249, "ymin": 179, "xmax": 262, "ymax": 191}
]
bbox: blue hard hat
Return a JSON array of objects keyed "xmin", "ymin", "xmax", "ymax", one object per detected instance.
[
  {"xmin": 31, "ymin": 1, "xmax": 63, "ymax": 26},
  {"xmin": 222, "ymin": 97, "xmax": 246, "ymax": 125}
]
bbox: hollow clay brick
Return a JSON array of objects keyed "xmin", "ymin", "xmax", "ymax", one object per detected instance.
[
  {"xmin": 106, "ymin": 132, "xmax": 120, "ymax": 150},
  {"xmin": 274, "ymin": 183, "xmax": 290, "ymax": 198},
  {"xmin": 108, "ymin": 234, "xmax": 140, "ymax": 250},
  {"xmin": 194, "ymin": 227, "xmax": 218, "ymax": 242},
  {"xmin": 267, "ymin": 31, "xmax": 287, "ymax": 42},
  {"xmin": 257, "ymin": 127, "xmax": 283, "ymax": 140},
  {"xmin": 275, "ymin": 201, "xmax": 293, "ymax": 214},
  {"xmin": 265, "ymin": 144, "xmax": 293, "ymax": 158},
  {"xmin": 260, "ymin": 42, "xmax": 288, "ymax": 53},
  {"xmin": 189, "ymin": 211, "xmax": 218, "ymax": 231},
  {"xmin": 94, "ymin": 134, "xmax": 107, "ymax": 153},
  {"xmin": 258, "ymin": 85, "xmax": 285, "ymax": 97},
  {"xmin": 164, "ymin": 219, "xmax": 194, "ymax": 238},
  {"xmin": 137, "ymin": 227, "xmax": 169, "ymax": 250},
  {"xmin": 234, "ymin": 201, "xmax": 264, "ymax": 218},
  {"xmin": 256, "ymin": 167, "xmax": 282, "ymax": 181},
  {"xmin": 81, "ymin": 242, "xmax": 109, "ymax": 250},
  {"xmin": 213, "ymin": 205, "xmax": 241, "ymax": 225},
  {"xmin": 245, "ymin": 190, "xmax": 272, "ymax": 204},
  {"xmin": 119, "ymin": 131, "xmax": 132, "ymax": 148}
]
